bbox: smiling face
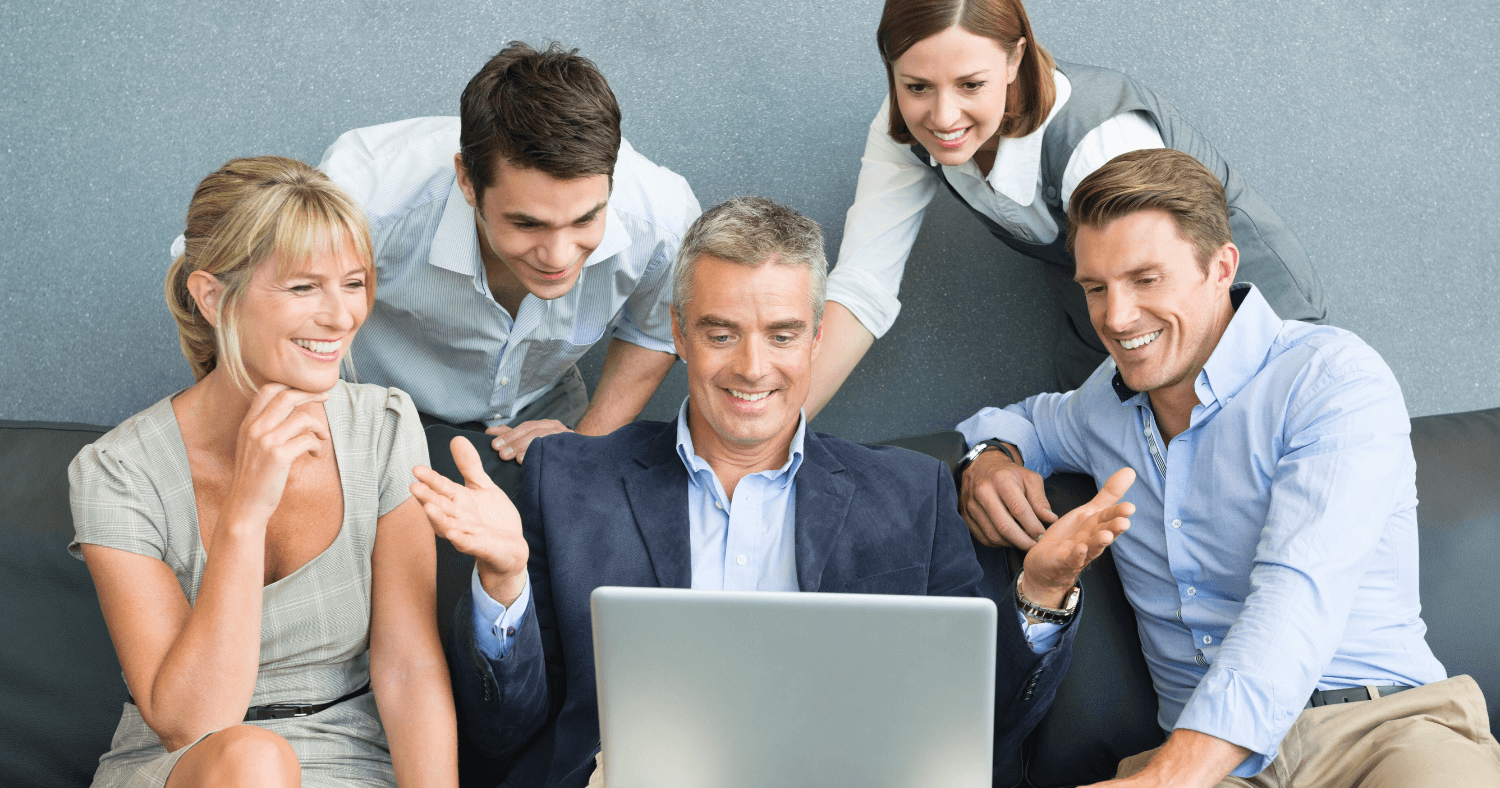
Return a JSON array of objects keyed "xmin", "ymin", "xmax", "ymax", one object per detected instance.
[
  {"xmin": 231, "ymin": 241, "xmax": 372, "ymax": 394},
  {"xmin": 456, "ymin": 154, "xmax": 610, "ymax": 301},
  {"xmin": 891, "ymin": 25, "xmax": 1024, "ymax": 167},
  {"xmin": 672, "ymin": 255, "xmax": 821, "ymax": 460},
  {"xmin": 1073, "ymin": 210, "xmax": 1237, "ymax": 402}
]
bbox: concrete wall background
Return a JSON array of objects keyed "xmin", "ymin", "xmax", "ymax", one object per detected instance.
[{"xmin": 3, "ymin": 0, "xmax": 1496, "ymax": 442}]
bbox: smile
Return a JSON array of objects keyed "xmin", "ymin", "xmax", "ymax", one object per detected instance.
[
  {"xmin": 292, "ymin": 338, "xmax": 341, "ymax": 357},
  {"xmin": 728, "ymin": 389, "xmax": 772, "ymax": 402},
  {"xmin": 1118, "ymin": 330, "xmax": 1163, "ymax": 351},
  {"xmin": 931, "ymin": 127, "xmax": 969, "ymax": 144}
]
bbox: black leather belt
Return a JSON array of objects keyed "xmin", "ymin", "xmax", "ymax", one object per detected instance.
[
  {"xmin": 243, "ymin": 683, "xmax": 371, "ymax": 721},
  {"xmin": 1305, "ymin": 684, "xmax": 1414, "ymax": 709},
  {"xmin": 129, "ymin": 683, "xmax": 371, "ymax": 722}
]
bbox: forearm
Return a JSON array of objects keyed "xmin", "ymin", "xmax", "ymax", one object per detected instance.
[
  {"xmin": 375, "ymin": 659, "xmax": 458, "ymax": 788},
  {"xmin": 574, "ymin": 338, "xmax": 676, "ymax": 436},
  {"xmin": 805, "ymin": 301, "xmax": 874, "ymax": 419},
  {"xmin": 1114, "ymin": 728, "xmax": 1248, "ymax": 788},
  {"xmin": 145, "ymin": 517, "xmax": 266, "ymax": 749}
]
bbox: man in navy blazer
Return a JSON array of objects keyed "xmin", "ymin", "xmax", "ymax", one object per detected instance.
[{"xmin": 411, "ymin": 196, "xmax": 1138, "ymax": 788}]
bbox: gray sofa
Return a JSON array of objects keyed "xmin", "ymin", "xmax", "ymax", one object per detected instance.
[{"xmin": 3, "ymin": 407, "xmax": 1496, "ymax": 787}]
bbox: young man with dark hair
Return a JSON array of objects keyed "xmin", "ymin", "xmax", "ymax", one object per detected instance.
[
  {"xmin": 956, "ymin": 148, "xmax": 1499, "ymax": 787},
  {"xmin": 319, "ymin": 42, "xmax": 700, "ymax": 492}
]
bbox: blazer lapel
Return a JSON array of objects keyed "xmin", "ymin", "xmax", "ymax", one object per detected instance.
[
  {"xmin": 621, "ymin": 420, "xmax": 693, "ymax": 589},
  {"xmin": 794, "ymin": 431, "xmax": 855, "ymax": 592}
]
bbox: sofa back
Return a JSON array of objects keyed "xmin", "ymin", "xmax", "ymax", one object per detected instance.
[{"xmin": 3, "ymin": 407, "xmax": 1497, "ymax": 787}]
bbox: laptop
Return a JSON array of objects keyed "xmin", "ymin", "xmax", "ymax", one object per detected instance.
[{"xmin": 591, "ymin": 586, "xmax": 998, "ymax": 788}]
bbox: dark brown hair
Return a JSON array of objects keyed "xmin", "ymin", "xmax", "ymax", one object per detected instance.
[
  {"xmin": 458, "ymin": 41, "xmax": 622, "ymax": 195},
  {"xmin": 877, "ymin": 0, "xmax": 1057, "ymax": 144},
  {"xmin": 1066, "ymin": 149, "xmax": 1232, "ymax": 272}
]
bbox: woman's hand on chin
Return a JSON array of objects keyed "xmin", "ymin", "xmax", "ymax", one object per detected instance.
[{"xmin": 223, "ymin": 383, "xmax": 331, "ymax": 525}]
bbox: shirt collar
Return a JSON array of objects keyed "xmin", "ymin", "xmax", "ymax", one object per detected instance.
[
  {"xmin": 1111, "ymin": 283, "xmax": 1279, "ymax": 407},
  {"xmin": 933, "ymin": 69, "xmax": 1071, "ymax": 206},
  {"xmin": 674, "ymin": 397, "xmax": 807, "ymax": 489},
  {"xmin": 429, "ymin": 176, "xmax": 632, "ymax": 278}
]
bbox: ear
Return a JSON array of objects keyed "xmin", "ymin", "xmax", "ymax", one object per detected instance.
[
  {"xmin": 186, "ymin": 270, "xmax": 225, "ymax": 328},
  {"xmin": 454, "ymin": 153, "xmax": 479, "ymax": 209},
  {"xmin": 1007, "ymin": 37, "xmax": 1027, "ymax": 84},
  {"xmin": 810, "ymin": 319, "xmax": 824, "ymax": 362},
  {"xmin": 1212, "ymin": 242, "xmax": 1240, "ymax": 290},
  {"xmin": 670, "ymin": 304, "xmax": 686, "ymax": 359}
]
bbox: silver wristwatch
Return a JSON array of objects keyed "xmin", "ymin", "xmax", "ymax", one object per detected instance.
[
  {"xmin": 954, "ymin": 440, "xmax": 1018, "ymax": 488},
  {"xmin": 1015, "ymin": 571, "xmax": 1080, "ymax": 624}
]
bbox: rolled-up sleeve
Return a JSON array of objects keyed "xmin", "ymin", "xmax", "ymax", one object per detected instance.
[
  {"xmin": 826, "ymin": 99, "xmax": 939, "ymax": 339},
  {"xmin": 956, "ymin": 387, "xmax": 1094, "ymax": 479},
  {"xmin": 1173, "ymin": 366, "xmax": 1413, "ymax": 776}
]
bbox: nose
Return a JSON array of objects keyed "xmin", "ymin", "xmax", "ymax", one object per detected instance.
[
  {"xmin": 1103, "ymin": 287, "xmax": 1141, "ymax": 335},
  {"xmin": 534, "ymin": 231, "xmax": 574, "ymax": 272},
  {"xmin": 932, "ymin": 87, "xmax": 961, "ymax": 128},
  {"xmin": 730, "ymin": 334, "xmax": 770, "ymax": 383},
  {"xmin": 317, "ymin": 284, "xmax": 357, "ymax": 332}
]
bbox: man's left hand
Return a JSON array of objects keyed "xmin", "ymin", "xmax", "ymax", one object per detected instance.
[
  {"xmin": 1022, "ymin": 467, "xmax": 1136, "ymax": 607},
  {"xmin": 486, "ymin": 419, "xmax": 572, "ymax": 464}
]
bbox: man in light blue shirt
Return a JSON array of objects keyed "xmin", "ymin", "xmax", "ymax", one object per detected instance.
[
  {"xmin": 957, "ymin": 149, "xmax": 1498, "ymax": 787},
  {"xmin": 319, "ymin": 42, "xmax": 699, "ymax": 493},
  {"xmin": 410, "ymin": 196, "xmax": 1141, "ymax": 787}
]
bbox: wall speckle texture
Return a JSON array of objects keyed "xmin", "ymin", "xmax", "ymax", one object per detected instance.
[{"xmin": 3, "ymin": 0, "xmax": 1496, "ymax": 442}]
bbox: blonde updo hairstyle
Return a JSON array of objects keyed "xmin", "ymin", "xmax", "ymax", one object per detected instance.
[{"xmin": 164, "ymin": 156, "xmax": 375, "ymax": 394}]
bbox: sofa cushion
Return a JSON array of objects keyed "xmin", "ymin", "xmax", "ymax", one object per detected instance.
[{"xmin": 0, "ymin": 420, "xmax": 119, "ymax": 788}]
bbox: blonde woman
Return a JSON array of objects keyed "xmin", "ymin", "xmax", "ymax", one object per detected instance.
[{"xmin": 68, "ymin": 156, "xmax": 456, "ymax": 788}]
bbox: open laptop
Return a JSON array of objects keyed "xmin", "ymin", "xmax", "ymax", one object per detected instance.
[{"xmin": 591, "ymin": 587, "xmax": 998, "ymax": 788}]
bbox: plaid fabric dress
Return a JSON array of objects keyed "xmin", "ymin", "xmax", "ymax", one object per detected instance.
[{"xmin": 68, "ymin": 381, "xmax": 428, "ymax": 788}]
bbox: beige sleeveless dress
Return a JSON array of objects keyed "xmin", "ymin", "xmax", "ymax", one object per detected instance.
[{"xmin": 68, "ymin": 381, "xmax": 427, "ymax": 788}]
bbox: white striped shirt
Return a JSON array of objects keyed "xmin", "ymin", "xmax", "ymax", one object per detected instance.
[{"xmin": 319, "ymin": 117, "xmax": 700, "ymax": 426}]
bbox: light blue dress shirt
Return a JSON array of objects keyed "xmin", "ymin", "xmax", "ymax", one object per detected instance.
[
  {"xmin": 318, "ymin": 117, "xmax": 701, "ymax": 426},
  {"xmin": 957, "ymin": 285, "xmax": 1446, "ymax": 777}
]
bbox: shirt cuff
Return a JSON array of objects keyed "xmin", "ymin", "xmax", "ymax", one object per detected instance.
[
  {"xmin": 471, "ymin": 566, "xmax": 532, "ymax": 661},
  {"xmin": 955, "ymin": 408, "xmax": 1049, "ymax": 477},
  {"xmin": 1015, "ymin": 609, "xmax": 1064, "ymax": 653},
  {"xmin": 610, "ymin": 321, "xmax": 676, "ymax": 355},
  {"xmin": 824, "ymin": 269, "xmax": 901, "ymax": 338},
  {"xmin": 1173, "ymin": 666, "xmax": 1292, "ymax": 777}
]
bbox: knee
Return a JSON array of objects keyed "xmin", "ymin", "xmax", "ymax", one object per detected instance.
[{"xmin": 198, "ymin": 725, "xmax": 299, "ymax": 788}]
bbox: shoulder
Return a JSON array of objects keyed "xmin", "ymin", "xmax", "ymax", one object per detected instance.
[
  {"xmin": 1272, "ymin": 322, "xmax": 1401, "ymax": 395},
  {"xmin": 808, "ymin": 430, "xmax": 948, "ymax": 489},
  {"xmin": 606, "ymin": 138, "xmax": 701, "ymax": 239},
  {"xmin": 70, "ymin": 396, "xmax": 179, "ymax": 487},
  {"xmin": 317, "ymin": 116, "xmax": 460, "ymax": 223},
  {"xmin": 530, "ymin": 420, "xmax": 673, "ymax": 474}
]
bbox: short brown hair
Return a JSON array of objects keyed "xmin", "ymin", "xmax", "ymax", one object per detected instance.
[
  {"xmin": 1066, "ymin": 149, "xmax": 1232, "ymax": 272},
  {"xmin": 165, "ymin": 156, "xmax": 375, "ymax": 392},
  {"xmin": 877, "ymin": 0, "xmax": 1056, "ymax": 144},
  {"xmin": 459, "ymin": 41, "xmax": 621, "ymax": 195}
]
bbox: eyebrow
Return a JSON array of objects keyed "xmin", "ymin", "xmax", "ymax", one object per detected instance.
[
  {"xmin": 1074, "ymin": 264, "xmax": 1165, "ymax": 285},
  {"xmin": 695, "ymin": 315, "xmax": 737, "ymax": 330},
  {"xmin": 903, "ymin": 69, "xmax": 991, "ymax": 83},
  {"xmin": 502, "ymin": 201, "xmax": 608, "ymax": 229},
  {"xmin": 766, "ymin": 319, "xmax": 808, "ymax": 332}
]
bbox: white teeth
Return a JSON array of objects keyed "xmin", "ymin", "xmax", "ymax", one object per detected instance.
[
  {"xmin": 293, "ymin": 339, "xmax": 340, "ymax": 355},
  {"xmin": 933, "ymin": 128, "xmax": 966, "ymax": 141},
  {"xmin": 1119, "ymin": 330, "xmax": 1162, "ymax": 351},
  {"xmin": 729, "ymin": 390, "xmax": 771, "ymax": 402}
]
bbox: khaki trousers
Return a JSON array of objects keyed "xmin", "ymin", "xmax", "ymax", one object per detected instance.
[{"xmin": 1116, "ymin": 675, "xmax": 1500, "ymax": 787}]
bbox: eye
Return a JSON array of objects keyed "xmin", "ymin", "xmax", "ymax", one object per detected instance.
[
  {"xmin": 961, "ymin": 81, "xmax": 986, "ymax": 91},
  {"xmin": 708, "ymin": 333, "xmax": 732, "ymax": 345},
  {"xmin": 903, "ymin": 83, "xmax": 930, "ymax": 95},
  {"xmin": 772, "ymin": 333, "xmax": 794, "ymax": 345},
  {"xmin": 288, "ymin": 283, "xmax": 317, "ymax": 294},
  {"xmin": 344, "ymin": 278, "xmax": 366, "ymax": 290},
  {"xmin": 1084, "ymin": 285, "xmax": 1106, "ymax": 296},
  {"xmin": 1137, "ymin": 276, "xmax": 1159, "ymax": 286}
]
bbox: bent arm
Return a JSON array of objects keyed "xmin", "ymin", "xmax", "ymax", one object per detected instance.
[
  {"xmin": 370, "ymin": 497, "xmax": 457, "ymax": 788},
  {"xmin": 575, "ymin": 338, "xmax": 677, "ymax": 436},
  {"xmin": 805, "ymin": 302, "xmax": 875, "ymax": 419}
]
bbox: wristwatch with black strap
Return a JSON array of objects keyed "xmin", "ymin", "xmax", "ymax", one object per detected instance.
[{"xmin": 954, "ymin": 439, "xmax": 1020, "ymax": 492}]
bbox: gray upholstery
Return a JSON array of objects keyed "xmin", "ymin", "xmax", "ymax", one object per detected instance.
[{"xmin": 4, "ymin": 409, "xmax": 1497, "ymax": 787}]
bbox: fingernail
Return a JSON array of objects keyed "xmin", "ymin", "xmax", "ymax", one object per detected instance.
[{"xmin": 492, "ymin": 439, "xmax": 502, "ymax": 449}]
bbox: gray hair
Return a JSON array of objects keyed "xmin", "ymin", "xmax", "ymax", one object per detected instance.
[{"xmin": 672, "ymin": 196, "xmax": 828, "ymax": 331}]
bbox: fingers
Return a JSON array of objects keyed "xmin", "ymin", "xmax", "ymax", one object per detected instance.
[
  {"xmin": 490, "ymin": 420, "xmax": 571, "ymax": 463},
  {"xmin": 970, "ymin": 483, "xmax": 1038, "ymax": 550},
  {"xmin": 1022, "ymin": 472, "xmax": 1058, "ymax": 525},
  {"xmin": 411, "ymin": 462, "xmax": 469, "ymax": 501},
  {"xmin": 449, "ymin": 437, "xmax": 498, "ymax": 491},
  {"xmin": 1088, "ymin": 467, "xmax": 1137, "ymax": 512}
]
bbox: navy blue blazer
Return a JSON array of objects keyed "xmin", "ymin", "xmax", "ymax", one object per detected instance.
[{"xmin": 446, "ymin": 418, "xmax": 1077, "ymax": 788}]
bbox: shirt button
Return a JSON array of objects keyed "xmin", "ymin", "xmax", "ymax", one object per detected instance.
[
  {"xmin": 491, "ymin": 413, "xmax": 502, "ymax": 420},
  {"xmin": 714, "ymin": 500, "xmax": 723, "ymax": 510},
  {"xmin": 1186, "ymin": 587, "xmax": 1197, "ymax": 596},
  {"xmin": 1203, "ymin": 635, "xmax": 1213, "ymax": 645},
  {"xmin": 1172, "ymin": 519, "xmax": 1182, "ymax": 529},
  {"xmin": 506, "ymin": 626, "xmax": 516, "ymax": 637},
  {"xmin": 736, "ymin": 555, "xmax": 747, "ymax": 566},
  {"xmin": 500, "ymin": 376, "xmax": 510, "ymax": 386}
]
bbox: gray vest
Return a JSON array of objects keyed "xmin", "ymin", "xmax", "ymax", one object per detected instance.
[{"xmin": 912, "ymin": 61, "xmax": 1330, "ymax": 386}]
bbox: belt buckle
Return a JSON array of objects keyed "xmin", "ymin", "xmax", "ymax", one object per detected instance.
[{"xmin": 259, "ymin": 704, "xmax": 313, "ymax": 720}]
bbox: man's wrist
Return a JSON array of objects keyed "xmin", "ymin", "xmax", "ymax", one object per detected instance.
[
  {"xmin": 477, "ymin": 563, "xmax": 528, "ymax": 608},
  {"xmin": 1018, "ymin": 570, "xmax": 1077, "ymax": 612}
]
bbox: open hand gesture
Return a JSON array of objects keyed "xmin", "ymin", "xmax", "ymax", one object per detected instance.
[
  {"xmin": 411, "ymin": 436, "xmax": 529, "ymax": 606},
  {"xmin": 1022, "ymin": 467, "xmax": 1136, "ymax": 607}
]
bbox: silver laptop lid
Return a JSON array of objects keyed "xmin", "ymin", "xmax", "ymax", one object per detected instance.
[{"xmin": 592, "ymin": 587, "xmax": 998, "ymax": 788}]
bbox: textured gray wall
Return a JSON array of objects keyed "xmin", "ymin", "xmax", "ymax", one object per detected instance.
[{"xmin": 3, "ymin": 0, "xmax": 1497, "ymax": 442}]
